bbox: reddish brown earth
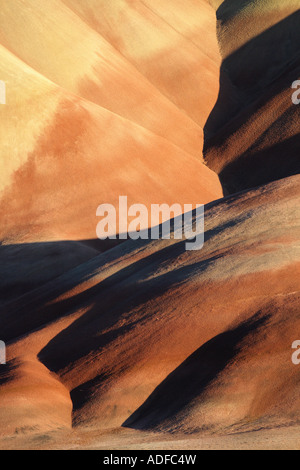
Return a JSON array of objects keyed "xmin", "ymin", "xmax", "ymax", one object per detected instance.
[
  {"xmin": 0, "ymin": 0, "xmax": 299, "ymax": 451},
  {"xmin": 1, "ymin": 175, "xmax": 300, "ymax": 446},
  {"xmin": 0, "ymin": 0, "xmax": 222, "ymax": 303}
]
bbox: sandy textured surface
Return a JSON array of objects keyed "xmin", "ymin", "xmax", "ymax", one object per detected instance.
[
  {"xmin": 0, "ymin": 0, "xmax": 222, "ymax": 243},
  {"xmin": 0, "ymin": 0, "xmax": 299, "ymax": 451},
  {"xmin": 205, "ymin": 0, "xmax": 300, "ymax": 193},
  {"xmin": 0, "ymin": 0, "xmax": 222, "ymax": 305},
  {"xmin": 2, "ymin": 426, "xmax": 300, "ymax": 451},
  {"xmin": 1, "ymin": 176, "xmax": 299, "ymax": 444}
]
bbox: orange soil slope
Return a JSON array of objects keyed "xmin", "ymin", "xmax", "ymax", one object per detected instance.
[
  {"xmin": 0, "ymin": 0, "xmax": 222, "ymax": 302},
  {"xmin": 0, "ymin": 52, "xmax": 220, "ymax": 244},
  {"xmin": 1, "ymin": 175, "xmax": 299, "ymax": 436},
  {"xmin": 0, "ymin": 10, "xmax": 222, "ymax": 301},
  {"xmin": 62, "ymin": 0, "xmax": 221, "ymax": 127},
  {"xmin": 0, "ymin": 63, "xmax": 221, "ymax": 243},
  {"xmin": 0, "ymin": 46, "xmax": 222, "ymax": 302},
  {"xmin": 0, "ymin": 0, "xmax": 219, "ymax": 157}
]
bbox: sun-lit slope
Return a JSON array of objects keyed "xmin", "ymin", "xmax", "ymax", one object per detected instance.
[
  {"xmin": 0, "ymin": 0, "xmax": 205, "ymax": 159},
  {"xmin": 0, "ymin": 42, "xmax": 221, "ymax": 246},
  {"xmin": 0, "ymin": 45, "xmax": 61, "ymax": 195},
  {"xmin": 140, "ymin": 0, "xmax": 220, "ymax": 62},
  {"xmin": 0, "ymin": 47, "xmax": 101, "ymax": 300},
  {"xmin": 0, "ymin": 357, "xmax": 72, "ymax": 437},
  {"xmin": 1, "ymin": 175, "xmax": 299, "ymax": 436},
  {"xmin": 0, "ymin": 312, "xmax": 80, "ymax": 437},
  {"xmin": 62, "ymin": 0, "xmax": 221, "ymax": 127}
]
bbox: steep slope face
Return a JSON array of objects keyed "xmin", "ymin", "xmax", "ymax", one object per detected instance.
[
  {"xmin": 0, "ymin": 0, "xmax": 206, "ymax": 159},
  {"xmin": 0, "ymin": 0, "xmax": 222, "ymax": 303},
  {"xmin": 204, "ymin": 0, "xmax": 300, "ymax": 193},
  {"xmin": 205, "ymin": 61, "xmax": 300, "ymax": 193},
  {"xmin": 62, "ymin": 0, "xmax": 221, "ymax": 127},
  {"xmin": 1, "ymin": 0, "xmax": 299, "ymax": 447},
  {"xmin": 1, "ymin": 175, "xmax": 299, "ymax": 436},
  {"xmin": 0, "ymin": 45, "xmax": 60, "ymax": 196},
  {"xmin": 0, "ymin": 67, "xmax": 220, "ymax": 245},
  {"xmin": 125, "ymin": 292, "xmax": 300, "ymax": 433},
  {"xmin": 0, "ymin": 25, "xmax": 223, "ymax": 304}
]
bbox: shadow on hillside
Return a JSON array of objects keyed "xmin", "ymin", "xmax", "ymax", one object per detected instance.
[
  {"xmin": 0, "ymin": 238, "xmax": 124, "ymax": 307},
  {"xmin": 220, "ymin": 133, "xmax": 300, "ymax": 194},
  {"xmin": 204, "ymin": 9, "xmax": 300, "ymax": 193},
  {"xmin": 123, "ymin": 314, "xmax": 268, "ymax": 432},
  {"xmin": 205, "ymin": 10, "xmax": 300, "ymax": 138},
  {"xmin": 1, "ymin": 208, "xmax": 204, "ymax": 342}
]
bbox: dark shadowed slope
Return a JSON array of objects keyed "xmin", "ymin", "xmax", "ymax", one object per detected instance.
[
  {"xmin": 204, "ymin": 2, "xmax": 300, "ymax": 193},
  {"xmin": 0, "ymin": 0, "xmax": 222, "ymax": 303},
  {"xmin": 205, "ymin": 57, "xmax": 300, "ymax": 193},
  {"xmin": 0, "ymin": 241, "xmax": 100, "ymax": 306},
  {"xmin": 0, "ymin": 0, "xmax": 299, "ymax": 449}
]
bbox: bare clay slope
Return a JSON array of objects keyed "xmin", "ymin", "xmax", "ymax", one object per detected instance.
[
  {"xmin": 0, "ymin": 0, "xmax": 220, "ymax": 158},
  {"xmin": 62, "ymin": 0, "xmax": 221, "ymax": 127},
  {"xmin": 1, "ymin": 0, "xmax": 299, "ymax": 448},
  {"xmin": 205, "ymin": 0, "xmax": 300, "ymax": 193},
  {"xmin": 0, "ymin": 0, "xmax": 222, "ymax": 302},
  {"xmin": 1, "ymin": 175, "xmax": 299, "ymax": 436}
]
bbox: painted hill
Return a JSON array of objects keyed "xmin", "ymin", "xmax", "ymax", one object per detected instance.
[
  {"xmin": 0, "ymin": 0, "xmax": 222, "ymax": 302},
  {"xmin": 1, "ymin": 175, "xmax": 299, "ymax": 437},
  {"xmin": 0, "ymin": 0, "xmax": 299, "ymax": 451}
]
